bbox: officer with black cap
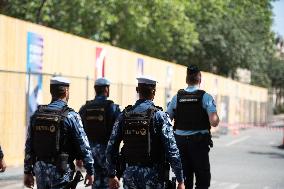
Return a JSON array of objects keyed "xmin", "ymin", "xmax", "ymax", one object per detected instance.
[
  {"xmin": 79, "ymin": 77, "xmax": 121, "ymax": 189},
  {"xmin": 167, "ymin": 65, "xmax": 220, "ymax": 189},
  {"xmin": 24, "ymin": 76, "xmax": 94, "ymax": 189},
  {"xmin": 0, "ymin": 145, "xmax": 6, "ymax": 172},
  {"xmin": 106, "ymin": 76, "xmax": 185, "ymax": 189}
]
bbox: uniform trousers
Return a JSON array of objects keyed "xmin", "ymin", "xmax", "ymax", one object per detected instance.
[
  {"xmin": 176, "ymin": 134, "xmax": 211, "ymax": 189},
  {"xmin": 123, "ymin": 165, "xmax": 164, "ymax": 189},
  {"xmin": 34, "ymin": 161, "xmax": 73, "ymax": 189}
]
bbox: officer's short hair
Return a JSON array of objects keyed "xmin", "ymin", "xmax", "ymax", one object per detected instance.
[
  {"xmin": 50, "ymin": 84, "xmax": 68, "ymax": 99},
  {"xmin": 95, "ymin": 85, "xmax": 109, "ymax": 96},
  {"xmin": 137, "ymin": 83, "xmax": 156, "ymax": 98},
  {"xmin": 186, "ymin": 65, "xmax": 200, "ymax": 85}
]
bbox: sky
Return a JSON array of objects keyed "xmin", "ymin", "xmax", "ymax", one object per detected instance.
[{"xmin": 272, "ymin": 0, "xmax": 284, "ymax": 37}]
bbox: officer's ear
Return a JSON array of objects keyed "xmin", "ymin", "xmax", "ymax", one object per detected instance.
[
  {"xmin": 197, "ymin": 72, "xmax": 201, "ymax": 85},
  {"xmin": 106, "ymin": 86, "xmax": 110, "ymax": 97},
  {"xmin": 136, "ymin": 87, "xmax": 139, "ymax": 93},
  {"xmin": 65, "ymin": 86, "xmax": 70, "ymax": 101},
  {"xmin": 65, "ymin": 86, "xmax": 69, "ymax": 95},
  {"xmin": 152, "ymin": 88, "xmax": 156, "ymax": 95}
]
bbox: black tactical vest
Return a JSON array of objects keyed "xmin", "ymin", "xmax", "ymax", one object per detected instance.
[
  {"xmin": 122, "ymin": 105, "xmax": 163, "ymax": 165},
  {"xmin": 175, "ymin": 89, "xmax": 210, "ymax": 131},
  {"xmin": 84, "ymin": 100, "xmax": 114, "ymax": 144},
  {"xmin": 32, "ymin": 105, "xmax": 71, "ymax": 160}
]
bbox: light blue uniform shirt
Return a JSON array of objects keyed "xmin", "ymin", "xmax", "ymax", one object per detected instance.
[{"xmin": 166, "ymin": 86, "xmax": 217, "ymax": 136}]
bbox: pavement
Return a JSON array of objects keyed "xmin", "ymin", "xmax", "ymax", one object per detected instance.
[
  {"xmin": 0, "ymin": 166, "xmax": 23, "ymax": 181},
  {"xmin": 0, "ymin": 166, "xmax": 23, "ymax": 189}
]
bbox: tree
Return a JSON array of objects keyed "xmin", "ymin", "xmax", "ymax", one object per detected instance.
[
  {"xmin": 0, "ymin": 0, "xmax": 277, "ymax": 87},
  {"xmin": 185, "ymin": 0, "xmax": 275, "ymax": 88}
]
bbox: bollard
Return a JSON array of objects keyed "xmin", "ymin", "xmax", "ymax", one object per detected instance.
[{"xmin": 279, "ymin": 128, "xmax": 284, "ymax": 149}]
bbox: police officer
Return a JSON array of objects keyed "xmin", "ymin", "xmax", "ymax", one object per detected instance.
[
  {"xmin": 79, "ymin": 77, "xmax": 121, "ymax": 189},
  {"xmin": 106, "ymin": 76, "xmax": 185, "ymax": 189},
  {"xmin": 167, "ymin": 65, "xmax": 220, "ymax": 189},
  {"xmin": 0, "ymin": 145, "xmax": 6, "ymax": 172},
  {"xmin": 24, "ymin": 76, "xmax": 94, "ymax": 189}
]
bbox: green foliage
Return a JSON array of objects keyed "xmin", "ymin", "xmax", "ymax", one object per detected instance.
[
  {"xmin": 268, "ymin": 58, "xmax": 284, "ymax": 89},
  {"xmin": 0, "ymin": 0, "xmax": 278, "ymax": 88}
]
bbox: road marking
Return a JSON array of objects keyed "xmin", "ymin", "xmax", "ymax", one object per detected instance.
[
  {"xmin": 269, "ymin": 141, "xmax": 275, "ymax": 145},
  {"xmin": 263, "ymin": 187, "xmax": 271, "ymax": 189},
  {"xmin": 213, "ymin": 182, "xmax": 240, "ymax": 189},
  {"xmin": 229, "ymin": 183, "xmax": 240, "ymax": 189},
  {"xmin": 225, "ymin": 136, "xmax": 251, "ymax": 147}
]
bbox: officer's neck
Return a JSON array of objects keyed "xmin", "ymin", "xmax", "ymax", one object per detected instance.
[
  {"xmin": 138, "ymin": 95, "xmax": 154, "ymax": 101},
  {"xmin": 51, "ymin": 97, "xmax": 68, "ymax": 103},
  {"xmin": 187, "ymin": 84, "xmax": 199, "ymax": 88},
  {"xmin": 95, "ymin": 94, "xmax": 108, "ymax": 98}
]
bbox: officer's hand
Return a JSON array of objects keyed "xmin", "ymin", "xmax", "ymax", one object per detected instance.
[
  {"xmin": 177, "ymin": 181, "xmax": 185, "ymax": 189},
  {"xmin": 75, "ymin": 159, "xmax": 84, "ymax": 169},
  {"xmin": 109, "ymin": 176, "xmax": 120, "ymax": 189},
  {"xmin": 84, "ymin": 174, "xmax": 94, "ymax": 187},
  {"xmin": 0, "ymin": 158, "xmax": 6, "ymax": 172},
  {"xmin": 24, "ymin": 173, "xmax": 34, "ymax": 188}
]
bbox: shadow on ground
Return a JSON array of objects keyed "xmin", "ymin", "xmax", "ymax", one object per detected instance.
[{"xmin": 248, "ymin": 150, "xmax": 284, "ymax": 159}]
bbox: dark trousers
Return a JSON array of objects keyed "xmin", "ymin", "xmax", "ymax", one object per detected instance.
[{"xmin": 176, "ymin": 134, "xmax": 211, "ymax": 189}]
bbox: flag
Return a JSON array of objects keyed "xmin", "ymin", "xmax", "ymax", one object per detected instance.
[
  {"xmin": 26, "ymin": 32, "xmax": 44, "ymax": 125},
  {"xmin": 95, "ymin": 47, "xmax": 106, "ymax": 78}
]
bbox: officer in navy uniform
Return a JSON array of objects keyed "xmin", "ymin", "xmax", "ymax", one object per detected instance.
[
  {"xmin": 106, "ymin": 76, "xmax": 185, "ymax": 189},
  {"xmin": 79, "ymin": 77, "xmax": 121, "ymax": 189},
  {"xmin": 0, "ymin": 145, "xmax": 6, "ymax": 172},
  {"xmin": 24, "ymin": 76, "xmax": 94, "ymax": 189},
  {"xmin": 167, "ymin": 65, "xmax": 220, "ymax": 189}
]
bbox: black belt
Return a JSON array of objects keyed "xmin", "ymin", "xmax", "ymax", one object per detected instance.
[{"xmin": 175, "ymin": 133, "xmax": 210, "ymax": 140}]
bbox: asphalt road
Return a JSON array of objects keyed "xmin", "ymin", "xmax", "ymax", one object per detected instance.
[
  {"xmin": 210, "ymin": 127, "xmax": 284, "ymax": 189},
  {"xmin": 1, "ymin": 127, "xmax": 284, "ymax": 189}
]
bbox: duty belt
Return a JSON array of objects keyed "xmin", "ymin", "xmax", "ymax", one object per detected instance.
[{"xmin": 175, "ymin": 133, "xmax": 210, "ymax": 140}]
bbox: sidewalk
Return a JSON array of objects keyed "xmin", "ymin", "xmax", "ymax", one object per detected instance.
[{"xmin": 0, "ymin": 166, "xmax": 23, "ymax": 180}]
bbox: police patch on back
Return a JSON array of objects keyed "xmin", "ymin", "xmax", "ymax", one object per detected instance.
[
  {"xmin": 32, "ymin": 105, "xmax": 70, "ymax": 160},
  {"xmin": 84, "ymin": 100, "xmax": 114, "ymax": 144},
  {"xmin": 176, "ymin": 89, "xmax": 210, "ymax": 131},
  {"xmin": 123, "ymin": 108, "xmax": 152, "ymax": 164}
]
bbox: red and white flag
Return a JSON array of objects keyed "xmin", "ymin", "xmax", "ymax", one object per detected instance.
[{"xmin": 95, "ymin": 47, "xmax": 106, "ymax": 78}]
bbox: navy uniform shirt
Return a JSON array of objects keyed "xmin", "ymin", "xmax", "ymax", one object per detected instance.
[
  {"xmin": 167, "ymin": 85, "xmax": 217, "ymax": 135},
  {"xmin": 105, "ymin": 99, "xmax": 184, "ymax": 182},
  {"xmin": 24, "ymin": 99, "xmax": 94, "ymax": 175}
]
